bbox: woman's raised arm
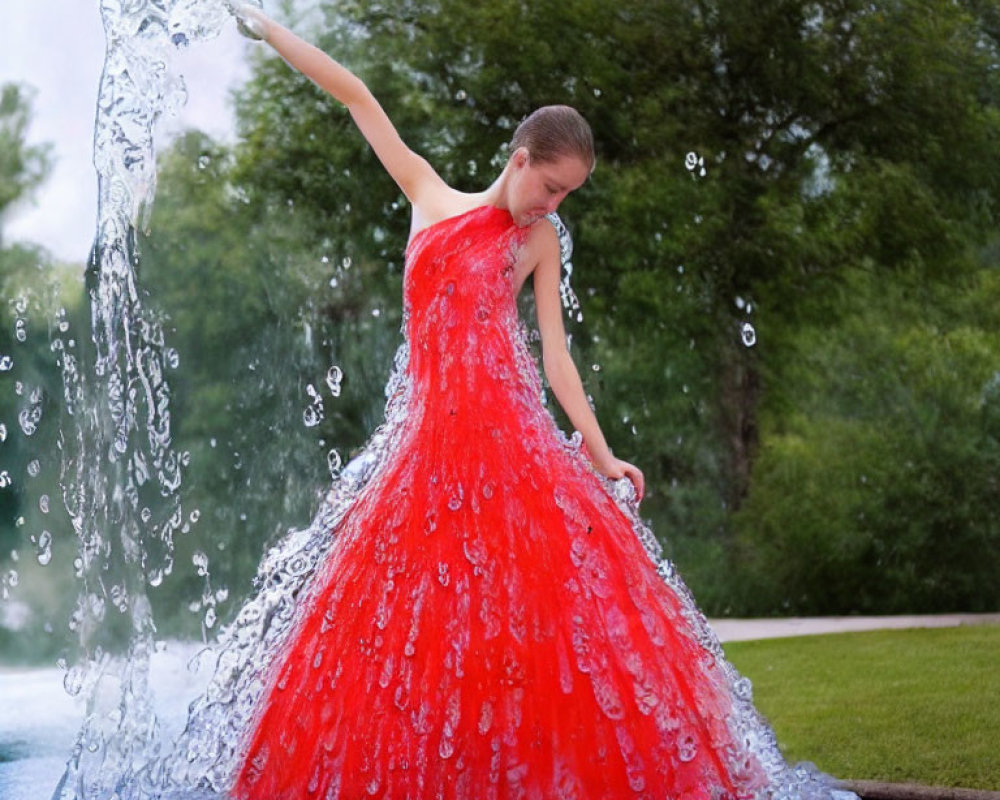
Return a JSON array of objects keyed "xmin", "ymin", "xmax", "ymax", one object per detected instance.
[{"xmin": 230, "ymin": 4, "xmax": 445, "ymax": 206}]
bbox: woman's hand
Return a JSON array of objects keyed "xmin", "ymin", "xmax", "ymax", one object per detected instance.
[
  {"xmin": 594, "ymin": 453, "xmax": 645, "ymax": 503},
  {"xmin": 225, "ymin": 2, "xmax": 270, "ymax": 41}
]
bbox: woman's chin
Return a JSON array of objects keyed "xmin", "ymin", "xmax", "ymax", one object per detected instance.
[{"xmin": 515, "ymin": 211, "xmax": 545, "ymax": 228}]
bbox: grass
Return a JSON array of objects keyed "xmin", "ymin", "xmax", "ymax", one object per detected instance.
[{"xmin": 723, "ymin": 624, "xmax": 1000, "ymax": 791}]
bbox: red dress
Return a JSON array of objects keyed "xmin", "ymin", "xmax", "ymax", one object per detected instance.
[{"xmin": 224, "ymin": 206, "xmax": 847, "ymax": 800}]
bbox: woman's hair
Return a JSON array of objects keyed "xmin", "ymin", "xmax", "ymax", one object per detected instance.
[{"xmin": 511, "ymin": 105, "xmax": 595, "ymax": 170}]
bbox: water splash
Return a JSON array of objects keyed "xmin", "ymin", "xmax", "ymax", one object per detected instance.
[
  {"xmin": 51, "ymin": 2, "xmax": 233, "ymax": 798},
  {"xmin": 685, "ymin": 150, "xmax": 707, "ymax": 178}
]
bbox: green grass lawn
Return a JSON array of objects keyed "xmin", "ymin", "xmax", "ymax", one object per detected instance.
[{"xmin": 723, "ymin": 624, "xmax": 1000, "ymax": 791}]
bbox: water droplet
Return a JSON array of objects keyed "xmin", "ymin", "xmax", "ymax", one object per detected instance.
[
  {"xmin": 204, "ymin": 606, "xmax": 217, "ymax": 628},
  {"xmin": 684, "ymin": 151, "xmax": 706, "ymax": 176},
  {"xmin": 197, "ymin": 153, "xmax": 211, "ymax": 169},
  {"xmin": 14, "ymin": 319, "xmax": 27, "ymax": 342},
  {"xmin": 325, "ymin": 365, "xmax": 343, "ymax": 396},
  {"xmin": 36, "ymin": 530, "xmax": 52, "ymax": 566},
  {"xmin": 733, "ymin": 677, "xmax": 753, "ymax": 701},
  {"xmin": 64, "ymin": 664, "xmax": 86, "ymax": 696},
  {"xmin": 27, "ymin": 459, "xmax": 40, "ymax": 477},
  {"xmin": 303, "ymin": 384, "xmax": 324, "ymax": 427},
  {"xmin": 110, "ymin": 584, "xmax": 128, "ymax": 612},
  {"xmin": 0, "ymin": 471, "xmax": 11, "ymax": 488},
  {"xmin": 677, "ymin": 732, "xmax": 698, "ymax": 762},
  {"xmin": 192, "ymin": 550, "xmax": 209, "ymax": 576},
  {"xmin": 327, "ymin": 449, "xmax": 342, "ymax": 476},
  {"xmin": 39, "ymin": 494, "xmax": 50, "ymax": 514},
  {"xmin": 0, "ymin": 423, "xmax": 6, "ymax": 442},
  {"xmin": 0, "ymin": 355, "xmax": 13, "ymax": 371},
  {"xmin": 455, "ymin": 88, "xmax": 468, "ymax": 102},
  {"xmin": 6, "ymin": 569, "xmax": 19, "ymax": 587},
  {"xmin": 740, "ymin": 322, "xmax": 756, "ymax": 347}
]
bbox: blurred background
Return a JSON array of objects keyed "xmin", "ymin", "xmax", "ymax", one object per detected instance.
[{"xmin": 2, "ymin": 0, "xmax": 1000, "ymax": 670}]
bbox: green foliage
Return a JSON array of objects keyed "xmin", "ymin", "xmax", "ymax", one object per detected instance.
[
  {"xmin": 733, "ymin": 267, "xmax": 1000, "ymax": 614},
  {"xmin": 0, "ymin": 86, "xmax": 79, "ymax": 655},
  {"xmin": 0, "ymin": 84, "xmax": 52, "ymax": 234}
]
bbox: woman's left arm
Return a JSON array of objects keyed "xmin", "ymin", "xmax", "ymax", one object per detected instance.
[{"xmin": 531, "ymin": 223, "xmax": 645, "ymax": 500}]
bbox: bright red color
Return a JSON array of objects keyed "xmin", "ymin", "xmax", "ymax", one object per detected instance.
[{"xmin": 231, "ymin": 206, "xmax": 770, "ymax": 799}]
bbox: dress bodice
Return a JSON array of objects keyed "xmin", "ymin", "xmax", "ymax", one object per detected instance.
[{"xmin": 401, "ymin": 205, "xmax": 544, "ymax": 445}]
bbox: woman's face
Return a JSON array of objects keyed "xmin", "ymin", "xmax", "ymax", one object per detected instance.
[{"xmin": 506, "ymin": 148, "xmax": 591, "ymax": 227}]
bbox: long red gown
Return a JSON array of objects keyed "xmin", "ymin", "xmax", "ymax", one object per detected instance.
[{"xmin": 226, "ymin": 205, "xmax": 849, "ymax": 800}]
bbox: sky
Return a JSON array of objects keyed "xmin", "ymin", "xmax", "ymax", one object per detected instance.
[{"xmin": 0, "ymin": 3, "xmax": 254, "ymax": 263}]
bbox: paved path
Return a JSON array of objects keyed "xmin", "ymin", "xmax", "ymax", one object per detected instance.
[{"xmin": 707, "ymin": 612, "xmax": 1000, "ymax": 642}]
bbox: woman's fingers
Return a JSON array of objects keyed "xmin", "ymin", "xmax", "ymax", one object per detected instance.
[
  {"xmin": 623, "ymin": 462, "xmax": 645, "ymax": 502},
  {"xmin": 596, "ymin": 456, "xmax": 645, "ymax": 504}
]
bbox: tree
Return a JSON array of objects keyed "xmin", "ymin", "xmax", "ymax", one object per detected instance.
[
  {"xmin": 0, "ymin": 82, "xmax": 81, "ymax": 661},
  {"xmin": 0, "ymin": 83, "xmax": 51, "ymax": 246}
]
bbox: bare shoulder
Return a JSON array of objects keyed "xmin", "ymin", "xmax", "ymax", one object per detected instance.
[{"xmin": 410, "ymin": 187, "xmax": 489, "ymax": 237}]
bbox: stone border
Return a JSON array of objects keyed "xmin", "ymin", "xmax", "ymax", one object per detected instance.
[
  {"xmin": 710, "ymin": 613, "xmax": 1000, "ymax": 643},
  {"xmin": 843, "ymin": 781, "xmax": 1000, "ymax": 800}
]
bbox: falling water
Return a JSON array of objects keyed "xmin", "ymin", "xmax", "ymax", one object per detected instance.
[{"xmin": 49, "ymin": 2, "xmax": 242, "ymax": 797}]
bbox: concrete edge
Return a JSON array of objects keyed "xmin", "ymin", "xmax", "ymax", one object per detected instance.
[{"xmin": 842, "ymin": 780, "xmax": 1000, "ymax": 800}]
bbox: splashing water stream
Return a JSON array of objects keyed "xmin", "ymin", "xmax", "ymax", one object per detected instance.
[{"xmin": 50, "ymin": 2, "xmax": 238, "ymax": 797}]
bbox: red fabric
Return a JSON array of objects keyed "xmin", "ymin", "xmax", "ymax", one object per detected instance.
[{"xmin": 231, "ymin": 206, "xmax": 768, "ymax": 800}]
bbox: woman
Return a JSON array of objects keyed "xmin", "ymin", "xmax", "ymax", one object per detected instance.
[{"xmin": 219, "ymin": 5, "xmax": 856, "ymax": 799}]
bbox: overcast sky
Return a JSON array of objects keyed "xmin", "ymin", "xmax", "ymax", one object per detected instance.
[{"xmin": 1, "ymin": 3, "xmax": 254, "ymax": 262}]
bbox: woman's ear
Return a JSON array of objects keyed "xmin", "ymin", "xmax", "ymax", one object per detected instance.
[{"xmin": 511, "ymin": 147, "xmax": 530, "ymax": 169}]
